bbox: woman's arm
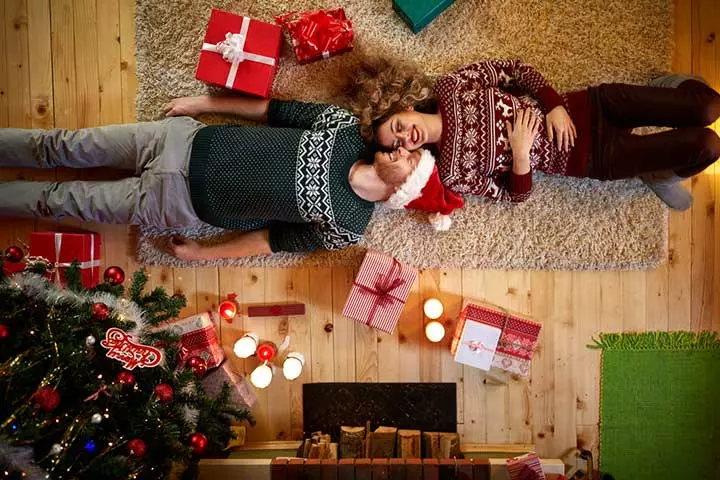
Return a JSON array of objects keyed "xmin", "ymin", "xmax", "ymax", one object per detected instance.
[{"xmin": 163, "ymin": 95, "xmax": 270, "ymax": 122}]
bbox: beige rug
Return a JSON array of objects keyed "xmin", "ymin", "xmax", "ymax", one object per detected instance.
[{"xmin": 135, "ymin": 0, "xmax": 672, "ymax": 270}]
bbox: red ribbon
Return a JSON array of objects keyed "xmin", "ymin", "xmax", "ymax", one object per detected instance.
[
  {"xmin": 353, "ymin": 259, "xmax": 406, "ymax": 326},
  {"xmin": 84, "ymin": 384, "xmax": 109, "ymax": 402},
  {"xmin": 276, "ymin": 9, "xmax": 353, "ymax": 62}
]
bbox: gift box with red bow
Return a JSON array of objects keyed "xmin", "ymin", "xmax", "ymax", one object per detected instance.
[
  {"xmin": 275, "ymin": 8, "xmax": 354, "ymax": 64},
  {"xmin": 164, "ymin": 312, "xmax": 225, "ymax": 369},
  {"xmin": 450, "ymin": 301, "xmax": 541, "ymax": 376},
  {"xmin": 28, "ymin": 232, "xmax": 101, "ymax": 287},
  {"xmin": 196, "ymin": 9, "xmax": 282, "ymax": 97},
  {"xmin": 342, "ymin": 251, "xmax": 417, "ymax": 334}
]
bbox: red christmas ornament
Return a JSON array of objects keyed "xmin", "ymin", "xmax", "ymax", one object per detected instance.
[
  {"xmin": 4, "ymin": 246, "xmax": 24, "ymax": 263},
  {"xmin": 0, "ymin": 324, "xmax": 8, "ymax": 340},
  {"xmin": 117, "ymin": 371, "xmax": 135, "ymax": 387},
  {"xmin": 219, "ymin": 300, "xmax": 237, "ymax": 321},
  {"xmin": 188, "ymin": 432, "xmax": 208, "ymax": 455},
  {"xmin": 154, "ymin": 383, "xmax": 173, "ymax": 403},
  {"xmin": 91, "ymin": 302, "xmax": 110, "ymax": 321},
  {"xmin": 103, "ymin": 266, "xmax": 125, "ymax": 285},
  {"xmin": 127, "ymin": 438, "xmax": 146, "ymax": 458},
  {"xmin": 33, "ymin": 386, "xmax": 60, "ymax": 412},
  {"xmin": 187, "ymin": 356, "xmax": 207, "ymax": 377},
  {"xmin": 256, "ymin": 342, "xmax": 276, "ymax": 362}
]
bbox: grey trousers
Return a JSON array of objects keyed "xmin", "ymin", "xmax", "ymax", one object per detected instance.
[{"xmin": 0, "ymin": 117, "xmax": 204, "ymax": 228}]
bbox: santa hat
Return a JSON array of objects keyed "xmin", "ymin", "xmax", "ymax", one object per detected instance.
[{"xmin": 384, "ymin": 149, "xmax": 465, "ymax": 231}]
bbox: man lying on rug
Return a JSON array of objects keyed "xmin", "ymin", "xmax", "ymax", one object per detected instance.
[
  {"xmin": 0, "ymin": 95, "xmax": 464, "ymax": 260},
  {"xmin": 347, "ymin": 58, "xmax": 720, "ymax": 211}
]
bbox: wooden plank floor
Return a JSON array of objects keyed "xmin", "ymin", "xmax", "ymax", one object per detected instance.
[{"xmin": 1, "ymin": 0, "xmax": 718, "ymax": 461}]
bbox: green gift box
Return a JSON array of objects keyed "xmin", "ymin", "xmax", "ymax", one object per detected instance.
[{"xmin": 392, "ymin": 0, "xmax": 455, "ymax": 33}]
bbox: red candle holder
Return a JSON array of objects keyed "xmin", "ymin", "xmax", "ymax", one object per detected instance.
[
  {"xmin": 256, "ymin": 342, "xmax": 276, "ymax": 362},
  {"xmin": 219, "ymin": 300, "xmax": 238, "ymax": 321}
]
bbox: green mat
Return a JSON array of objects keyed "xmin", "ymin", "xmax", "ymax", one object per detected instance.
[{"xmin": 592, "ymin": 332, "xmax": 720, "ymax": 480}]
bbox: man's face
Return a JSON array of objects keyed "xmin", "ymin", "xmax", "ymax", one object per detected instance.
[{"xmin": 373, "ymin": 147, "xmax": 422, "ymax": 187}]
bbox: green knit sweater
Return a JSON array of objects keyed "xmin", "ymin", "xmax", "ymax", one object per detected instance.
[{"xmin": 188, "ymin": 100, "xmax": 373, "ymax": 253}]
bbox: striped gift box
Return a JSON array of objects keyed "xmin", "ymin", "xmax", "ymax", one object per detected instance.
[
  {"xmin": 342, "ymin": 251, "xmax": 417, "ymax": 334},
  {"xmin": 507, "ymin": 453, "xmax": 545, "ymax": 480}
]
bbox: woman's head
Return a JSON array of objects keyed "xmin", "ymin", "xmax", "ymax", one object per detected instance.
[
  {"xmin": 374, "ymin": 106, "xmax": 436, "ymax": 151},
  {"xmin": 346, "ymin": 55, "xmax": 435, "ymax": 146}
]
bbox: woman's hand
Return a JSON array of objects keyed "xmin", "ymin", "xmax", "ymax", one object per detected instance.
[
  {"xmin": 546, "ymin": 105, "xmax": 576, "ymax": 152},
  {"xmin": 506, "ymin": 108, "xmax": 540, "ymax": 174},
  {"xmin": 162, "ymin": 96, "xmax": 210, "ymax": 118},
  {"xmin": 167, "ymin": 236, "xmax": 207, "ymax": 260}
]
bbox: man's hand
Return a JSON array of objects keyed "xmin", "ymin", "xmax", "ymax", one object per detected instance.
[
  {"xmin": 168, "ymin": 237, "xmax": 207, "ymax": 260},
  {"xmin": 506, "ymin": 108, "xmax": 540, "ymax": 175},
  {"xmin": 546, "ymin": 105, "xmax": 576, "ymax": 152},
  {"xmin": 163, "ymin": 96, "xmax": 210, "ymax": 118}
]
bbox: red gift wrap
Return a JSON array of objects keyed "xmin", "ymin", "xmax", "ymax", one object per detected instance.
[
  {"xmin": 507, "ymin": 453, "xmax": 545, "ymax": 480},
  {"xmin": 342, "ymin": 251, "xmax": 417, "ymax": 334},
  {"xmin": 275, "ymin": 8, "xmax": 354, "ymax": 63},
  {"xmin": 28, "ymin": 232, "xmax": 101, "ymax": 287},
  {"xmin": 196, "ymin": 9, "xmax": 281, "ymax": 97},
  {"xmin": 165, "ymin": 312, "xmax": 225, "ymax": 369},
  {"xmin": 450, "ymin": 302, "xmax": 541, "ymax": 376}
]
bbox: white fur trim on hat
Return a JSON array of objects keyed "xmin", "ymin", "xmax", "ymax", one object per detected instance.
[
  {"xmin": 384, "ymin": 149, "xmax": 436, "ymax": 209},
  {"xmin": 428, "ymin": 212, "xmax": 452, "ymax": 231}
]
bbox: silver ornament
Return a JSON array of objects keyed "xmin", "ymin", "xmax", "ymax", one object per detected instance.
[
  {"xmin": 85, "ymin": 335, "xmax": 96, "ymax": 346},
  {"xmin": 50, "ymin": 443, "xmax": 63, "ymax": 455},
  {"xmin": 91, "ymin": 413, "xmax": 102, "ymax": 424}
]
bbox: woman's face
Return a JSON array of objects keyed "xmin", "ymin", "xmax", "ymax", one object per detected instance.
[
  {"xmin": 376, "ymin": 107, "xmax": 429, "ymax": 151},
  {"xmin": 373, "ymin": 147, "xmax": 421, "ymax": 187}
]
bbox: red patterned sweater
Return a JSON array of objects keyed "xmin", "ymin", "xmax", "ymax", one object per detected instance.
[{"xmin": 434, "ymin": 60, "xmax": 591, "ymax": 202}]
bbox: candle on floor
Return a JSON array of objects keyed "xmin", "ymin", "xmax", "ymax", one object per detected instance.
[
  {"xmin": 425, "ymin": 321, "xmax": 446, "ymax": 343},
  {"xmin": 423, "ymin": 298, "xmax": 444, "ymax": 320}
]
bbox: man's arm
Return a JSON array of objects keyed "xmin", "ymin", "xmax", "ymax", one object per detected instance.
[
  {"xmin": 169, "ymin": 230, "xmax": 272, "ymax": 260},
  {"xmin": 163, "ymin": 95, "xmax": 269, "ymax": 122}
]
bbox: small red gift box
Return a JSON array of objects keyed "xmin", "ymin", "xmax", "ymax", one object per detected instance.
[
  {"xmin": 275, "ymin": 8, "xmax": 354, "ymax": 64},
  {"xmin": 165, "ymin": 312, "xmax": 224, "ymax": 369},
  {"xmin": 342, "ymin": 251, "xmax": 417, "ymax": 334},
  {"xmin": 507, "ymin": 453, "xmax": 545, "ymax": 480},
  {"xmin": 450, "ymin": 301, "xmax": 541, "ymax": 376},
  {"xmin": 28, "ymin": 232, "xmax": 101, "ymax": 287},
  {"xmin": 196, "ymin": 9, "xmax": 281, "ymax": 97}
]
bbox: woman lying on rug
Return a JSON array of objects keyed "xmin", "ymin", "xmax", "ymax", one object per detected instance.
[
  {"xmin": 346, "ymin": 58, "xmax": 720, "ymax": 211},
  {"xmin": 0, "ymin": 96, "xmax": 463, "ymax": 259}
]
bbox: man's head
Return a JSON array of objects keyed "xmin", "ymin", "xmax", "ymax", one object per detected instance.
[
  {"xmin": 380, "ymin": 147, "xmax": 465, "ymax": 231},
  {"xmin": 373, "ymin": 146, "xmax": 422, "ymax": 188}
]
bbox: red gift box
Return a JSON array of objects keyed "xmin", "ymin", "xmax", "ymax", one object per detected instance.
[
  {"xmin": 342, "ymin": 251, "xmax": 417, "ymax": 334},
  {"xmin": 28, "ymin": 232, "xmax": 101, "ymax": 287},
  {"xmin": 165, "ymin": 312, "xmax": 224, "ymax": 369},
  {"xmin": 196, "ymin": 9, "xmax": 281, "ymax": 97},
  {"xmin": 450, "ymin": 301, "xmax": 541, "ymax": 376},
  {"xmin": 275, "ymin": 8, "xmax": 354, "ymax": 63},
  {"xmin": 507, "ymin": 453, "xmax": 545, "ymax": 480}
]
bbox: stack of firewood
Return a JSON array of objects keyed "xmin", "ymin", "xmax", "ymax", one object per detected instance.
[
  {"xmin": 334, "ymin": 422, "xmax": 461, "ymax": 460},
  {"xmin": 296, "ymin": 431, "xmax": 339, "ymax": 459}
]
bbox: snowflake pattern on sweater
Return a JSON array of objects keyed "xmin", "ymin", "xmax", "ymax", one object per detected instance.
[{"xmin": 434, "ymin": 60, "xmax": 571, "ymax": 202}]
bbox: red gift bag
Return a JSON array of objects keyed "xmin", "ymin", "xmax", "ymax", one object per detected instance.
[
  {"xmin": 28, "ymin": 232, "xmax": 101, "ymax": 287},
  {"xmin": 196, "ymin": 9, "xmax": 282, "ymax": 97},
  {"xmin": 275, "ymin": 9, "xmax": 354, "ymax": 63}
]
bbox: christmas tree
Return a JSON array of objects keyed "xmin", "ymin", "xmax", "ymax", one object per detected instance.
[{"xmin": 0, "ymin": 257, "xmax": 253, "ymax": 479}]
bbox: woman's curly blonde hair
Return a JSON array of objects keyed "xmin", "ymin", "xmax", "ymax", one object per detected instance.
[{"xmin": 345, "ymin": 55, "xmax": 435, "ymax": 145}]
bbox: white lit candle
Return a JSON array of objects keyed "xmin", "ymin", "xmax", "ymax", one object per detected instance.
[
  {"xmin": 424, "ymin": 321, "xmax": 446, "ymax": 343},
  {"xmin": 233, "ymin": 333, "xmax": 259, "ymax": 359},
  {"xmin": 423, "ymin": 298, "xmax": 444, "ymax": 320},
  {"xmin": 282, "ymin": 352, "xmax": 305, "ymax": 381},
  {"xmin": 250, "ymin": 363, "xmax": 273, "ymax": 389}
]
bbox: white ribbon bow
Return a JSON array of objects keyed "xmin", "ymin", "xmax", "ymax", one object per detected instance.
[{"xmin": 201, "ymin": 16, "xmax": 277, "ymax": 89}]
